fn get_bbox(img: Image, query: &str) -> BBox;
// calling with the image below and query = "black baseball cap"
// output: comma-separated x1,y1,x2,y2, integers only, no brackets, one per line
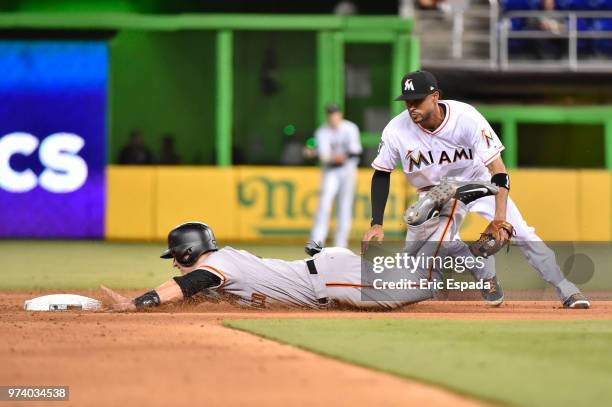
325,103,341,114
394,70,440,101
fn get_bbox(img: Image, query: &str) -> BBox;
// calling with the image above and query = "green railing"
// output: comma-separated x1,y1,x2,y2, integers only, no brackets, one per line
5,13,609,169
477,105,612,169
360,105,612,170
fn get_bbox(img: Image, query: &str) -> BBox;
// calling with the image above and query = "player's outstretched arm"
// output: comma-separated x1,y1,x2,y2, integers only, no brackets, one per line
361,224,384,254
103,269,221,312
362,170,390,253
102,280,184,312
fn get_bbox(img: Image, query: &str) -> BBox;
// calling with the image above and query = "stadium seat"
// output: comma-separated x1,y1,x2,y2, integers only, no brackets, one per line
593,18,612,54
502,0,612,11
556,0,612,9
510,17,527,30
508,18,529,53
555,0,589,9
577,18,594,53
501,0,542,11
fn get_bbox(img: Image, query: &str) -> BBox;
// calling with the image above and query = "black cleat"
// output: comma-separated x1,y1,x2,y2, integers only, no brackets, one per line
455,182,498,205
304,240,323,257
563,293,591,309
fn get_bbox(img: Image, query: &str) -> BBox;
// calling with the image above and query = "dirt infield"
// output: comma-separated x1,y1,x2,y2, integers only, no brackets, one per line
2,291,611,407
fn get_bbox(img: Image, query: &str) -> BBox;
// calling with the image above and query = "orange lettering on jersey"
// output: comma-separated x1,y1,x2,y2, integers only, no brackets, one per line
407,150,431,172
251,292,267,307
481,128,494,148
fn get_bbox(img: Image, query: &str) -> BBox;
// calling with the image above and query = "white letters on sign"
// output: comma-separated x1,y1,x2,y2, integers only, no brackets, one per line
0,132,88,193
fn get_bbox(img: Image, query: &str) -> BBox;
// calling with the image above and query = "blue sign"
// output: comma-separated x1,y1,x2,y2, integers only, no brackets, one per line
0,41,107,238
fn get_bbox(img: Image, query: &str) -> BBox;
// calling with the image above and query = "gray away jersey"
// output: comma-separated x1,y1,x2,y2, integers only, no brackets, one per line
190,247,320,308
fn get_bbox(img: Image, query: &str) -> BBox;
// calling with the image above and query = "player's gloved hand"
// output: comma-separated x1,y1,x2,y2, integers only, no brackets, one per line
361,224,384,254
332,153,346,165
302,147,317,159
469,220,514,258
101,285,136,312
489,219,513,243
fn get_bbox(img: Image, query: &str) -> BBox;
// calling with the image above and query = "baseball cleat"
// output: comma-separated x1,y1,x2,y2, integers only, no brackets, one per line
481,276,504,306
304,240,323,257
404,183,456,225
563,293,591,309
454,182,499,205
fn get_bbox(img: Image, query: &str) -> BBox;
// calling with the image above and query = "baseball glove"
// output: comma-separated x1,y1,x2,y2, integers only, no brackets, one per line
469,220,515,258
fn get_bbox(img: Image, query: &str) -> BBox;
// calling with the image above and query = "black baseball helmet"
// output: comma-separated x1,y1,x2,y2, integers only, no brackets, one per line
160,222,218,266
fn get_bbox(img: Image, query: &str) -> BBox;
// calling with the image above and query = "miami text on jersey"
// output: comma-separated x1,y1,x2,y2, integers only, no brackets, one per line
405,148,474,172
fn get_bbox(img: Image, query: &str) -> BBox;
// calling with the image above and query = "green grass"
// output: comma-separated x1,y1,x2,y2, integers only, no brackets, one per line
1,240,611,291
4,241,611,405
225,319,612,407
0,240,307,290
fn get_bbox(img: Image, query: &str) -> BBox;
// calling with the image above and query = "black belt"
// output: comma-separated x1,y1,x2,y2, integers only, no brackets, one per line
306,259,329,306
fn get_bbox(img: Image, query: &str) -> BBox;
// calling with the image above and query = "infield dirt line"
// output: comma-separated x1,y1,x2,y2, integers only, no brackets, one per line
1,311,492,407
3,293,611,406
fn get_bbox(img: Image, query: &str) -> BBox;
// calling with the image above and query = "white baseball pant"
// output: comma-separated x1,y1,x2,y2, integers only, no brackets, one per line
310,160,358,247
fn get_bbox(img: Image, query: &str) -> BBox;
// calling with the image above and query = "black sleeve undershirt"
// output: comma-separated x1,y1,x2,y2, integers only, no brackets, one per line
173,269,222,298
371,170,390,226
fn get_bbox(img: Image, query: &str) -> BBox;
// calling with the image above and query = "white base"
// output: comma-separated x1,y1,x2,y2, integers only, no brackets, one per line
24,294,102,311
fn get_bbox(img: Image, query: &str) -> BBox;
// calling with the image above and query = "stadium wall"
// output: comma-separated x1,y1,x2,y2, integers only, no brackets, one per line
109,30,217,165
105,166,611,242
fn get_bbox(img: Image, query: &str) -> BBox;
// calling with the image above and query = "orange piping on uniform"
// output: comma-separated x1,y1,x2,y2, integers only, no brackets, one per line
428,198,458,281
200,265,227,286
371,162,393,172
483,146,506,166
325,282,371,288
417,101,451,136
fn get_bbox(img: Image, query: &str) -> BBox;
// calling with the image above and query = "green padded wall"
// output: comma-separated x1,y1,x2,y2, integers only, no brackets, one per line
232,31,317,164
109,30,216,164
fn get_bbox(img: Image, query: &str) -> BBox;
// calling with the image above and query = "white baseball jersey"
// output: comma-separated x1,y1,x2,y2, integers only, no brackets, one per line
371,100,504,190
376,100,582,302
315,119,362,164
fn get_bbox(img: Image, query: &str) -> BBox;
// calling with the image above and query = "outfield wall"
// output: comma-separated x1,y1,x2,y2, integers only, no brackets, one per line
106,166,611,242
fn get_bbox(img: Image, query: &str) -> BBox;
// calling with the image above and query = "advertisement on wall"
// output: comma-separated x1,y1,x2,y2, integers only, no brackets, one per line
0,41,107,238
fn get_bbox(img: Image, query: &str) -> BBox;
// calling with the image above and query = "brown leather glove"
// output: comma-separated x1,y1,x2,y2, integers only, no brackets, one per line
469,220,514,258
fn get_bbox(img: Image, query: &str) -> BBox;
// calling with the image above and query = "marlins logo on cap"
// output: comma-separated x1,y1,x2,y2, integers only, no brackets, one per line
395,70,440,101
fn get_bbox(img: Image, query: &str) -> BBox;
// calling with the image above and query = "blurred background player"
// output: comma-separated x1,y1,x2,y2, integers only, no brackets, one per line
308,104,362,249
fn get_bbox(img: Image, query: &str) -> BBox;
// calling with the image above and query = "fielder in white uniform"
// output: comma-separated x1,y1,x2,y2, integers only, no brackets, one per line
309,104,362,248
362,70,590,309
102,222,443,311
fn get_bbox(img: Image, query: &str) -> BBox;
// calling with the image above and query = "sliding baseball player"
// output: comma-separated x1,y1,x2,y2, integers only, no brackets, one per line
102,197,496,312
103,222,426,310
362,70,590,309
